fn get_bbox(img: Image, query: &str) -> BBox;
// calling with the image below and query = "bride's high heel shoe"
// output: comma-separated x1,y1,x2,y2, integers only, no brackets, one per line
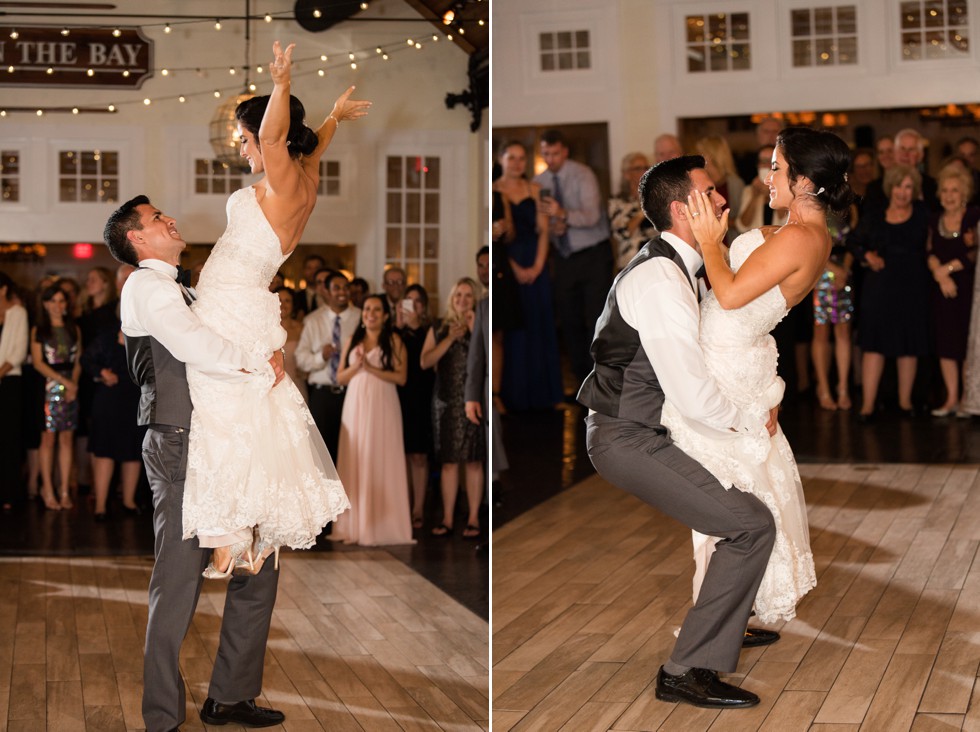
203,539,255,579
235,537,280,575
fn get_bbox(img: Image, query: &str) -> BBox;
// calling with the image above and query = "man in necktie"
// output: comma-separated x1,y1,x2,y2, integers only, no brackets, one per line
534,128,613,391
296,271,361,460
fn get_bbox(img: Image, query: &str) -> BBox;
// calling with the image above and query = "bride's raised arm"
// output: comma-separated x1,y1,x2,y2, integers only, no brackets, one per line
259,41,302,198
686,189,805,310
303,86,372,174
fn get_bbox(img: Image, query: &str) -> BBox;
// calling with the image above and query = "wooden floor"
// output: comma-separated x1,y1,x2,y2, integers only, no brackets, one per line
492,464,980,731
0,551,489,731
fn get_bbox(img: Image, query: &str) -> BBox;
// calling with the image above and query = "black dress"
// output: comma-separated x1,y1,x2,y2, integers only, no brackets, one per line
397,324,435,455
81,328,145,462
431,321,485,463
929,207,980,360
849,201,932,357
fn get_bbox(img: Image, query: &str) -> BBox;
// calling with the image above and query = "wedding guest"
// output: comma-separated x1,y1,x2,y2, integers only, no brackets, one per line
0,272,28,510
533,128,612,386
382,266,408,330
812,214,855,410
653,133,683,164
421,277,485,539
398,283,435,529
927,165,979,415
348,277,369,309
298,253,326,314
850,165,931,419
496,140,563,410
31,284,82,510
333,294,412,546
275,286,307,402
609,152,656,269
296,271,360,458
59,277,83,318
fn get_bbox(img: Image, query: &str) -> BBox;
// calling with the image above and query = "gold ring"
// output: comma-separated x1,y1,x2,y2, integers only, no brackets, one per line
692,212,701,217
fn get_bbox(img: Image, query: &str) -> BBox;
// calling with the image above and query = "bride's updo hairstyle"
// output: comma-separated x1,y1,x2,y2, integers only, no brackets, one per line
778,127,854,215
235,94,319,159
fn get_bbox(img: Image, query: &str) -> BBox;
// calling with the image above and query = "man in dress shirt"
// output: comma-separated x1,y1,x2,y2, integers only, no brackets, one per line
296,271,361,460
653,133,684,164
895,128,938,209
104,195,286,732
578,156,778,710
534,128,613,388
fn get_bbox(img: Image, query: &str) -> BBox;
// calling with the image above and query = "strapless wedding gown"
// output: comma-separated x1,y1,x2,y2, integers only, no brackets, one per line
661,228,816,623
183,186,350,550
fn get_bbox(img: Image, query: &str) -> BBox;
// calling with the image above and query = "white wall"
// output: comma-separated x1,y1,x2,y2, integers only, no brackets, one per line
0,0,486,296
493,0,980,191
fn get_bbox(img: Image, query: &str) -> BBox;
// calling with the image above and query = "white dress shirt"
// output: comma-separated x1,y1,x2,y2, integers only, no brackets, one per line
296,305,362,385
120,259,268,380
0,303,28,378
617,232,755,433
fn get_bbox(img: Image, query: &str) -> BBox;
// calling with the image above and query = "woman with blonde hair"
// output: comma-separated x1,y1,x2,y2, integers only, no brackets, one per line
927,164,979,415
609,151,656,269
696,135,745,238
421,277,486,539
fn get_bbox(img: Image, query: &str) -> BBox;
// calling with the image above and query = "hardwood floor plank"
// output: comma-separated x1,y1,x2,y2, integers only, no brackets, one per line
858,653,934,731
509,661,619,731
558,700,630,731
919,631,980,714
785,614,867,691
757,689,825,731
46,680,85,732
910,713,965,731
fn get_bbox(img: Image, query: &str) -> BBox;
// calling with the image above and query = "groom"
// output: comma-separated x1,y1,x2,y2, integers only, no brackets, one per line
105,195,286,731
579,156,777,709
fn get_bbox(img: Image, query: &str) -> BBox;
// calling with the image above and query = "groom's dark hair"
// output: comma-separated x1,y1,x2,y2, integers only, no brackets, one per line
639,155,705,232
104,194,150,266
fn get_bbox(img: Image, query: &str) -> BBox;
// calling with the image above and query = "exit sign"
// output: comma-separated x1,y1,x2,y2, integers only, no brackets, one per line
0,26,153,89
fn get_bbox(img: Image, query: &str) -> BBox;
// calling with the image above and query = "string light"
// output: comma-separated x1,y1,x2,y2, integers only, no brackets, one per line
164,23,172,33
46,68,54,75
313,9,322,18
36,110,42,116
6,66,13,73
61,28,70,36
17,36,447,114
360,2,368,8
112,28,121,37
9,30,18,39
442,10,455,24
72,107,78,114
0,111,6,117
214,19,222,30
264,14,272,22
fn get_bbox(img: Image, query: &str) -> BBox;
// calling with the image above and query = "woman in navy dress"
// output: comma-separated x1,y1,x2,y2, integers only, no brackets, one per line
493,140,563,410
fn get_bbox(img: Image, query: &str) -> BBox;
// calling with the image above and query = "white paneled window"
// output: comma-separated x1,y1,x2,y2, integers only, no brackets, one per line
194,159,243,195
900,0,969,60
1,150,19,202
791,6,858,66
58,150,119,203
539,30,591,72
385,155,440,298
318,159,341,196
686,12,751,72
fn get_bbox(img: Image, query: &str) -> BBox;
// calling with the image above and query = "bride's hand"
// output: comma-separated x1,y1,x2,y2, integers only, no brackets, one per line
330,86,372,123
686,190,729,248
269,41,295,87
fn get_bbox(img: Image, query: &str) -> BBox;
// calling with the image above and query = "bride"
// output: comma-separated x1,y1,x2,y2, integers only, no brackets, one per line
662,127,853,622
183,41,370,577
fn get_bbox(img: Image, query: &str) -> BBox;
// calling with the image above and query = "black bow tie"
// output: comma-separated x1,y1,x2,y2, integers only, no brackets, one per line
695,264,706,279
175,265,192,287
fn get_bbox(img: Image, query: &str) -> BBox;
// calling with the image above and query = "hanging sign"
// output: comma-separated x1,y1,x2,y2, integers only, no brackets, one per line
0,26,153,89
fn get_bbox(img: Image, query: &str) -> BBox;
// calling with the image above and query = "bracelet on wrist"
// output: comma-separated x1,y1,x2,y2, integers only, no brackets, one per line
329,114,340,126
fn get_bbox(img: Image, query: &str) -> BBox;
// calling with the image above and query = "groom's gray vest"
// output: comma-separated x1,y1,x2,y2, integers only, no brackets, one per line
124,285,193,429
577,236,694,430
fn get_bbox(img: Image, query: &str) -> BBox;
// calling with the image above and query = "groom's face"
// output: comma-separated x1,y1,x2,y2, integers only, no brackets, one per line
689,168,726,216
128,204,186,263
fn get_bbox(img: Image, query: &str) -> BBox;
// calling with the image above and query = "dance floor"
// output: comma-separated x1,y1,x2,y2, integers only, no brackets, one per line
0,551,488,731
492,463,980,731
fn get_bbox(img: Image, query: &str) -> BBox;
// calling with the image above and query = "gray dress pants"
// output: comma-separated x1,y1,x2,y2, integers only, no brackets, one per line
141,427,279,732
586,413,775,672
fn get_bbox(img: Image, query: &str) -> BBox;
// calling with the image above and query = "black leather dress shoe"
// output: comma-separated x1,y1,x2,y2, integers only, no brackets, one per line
743,627,780,647
199,698,285,727
655,666,760,709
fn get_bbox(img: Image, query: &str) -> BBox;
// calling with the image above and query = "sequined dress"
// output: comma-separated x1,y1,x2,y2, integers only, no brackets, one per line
40,326,79,432
661,229,817,623
813,216,854,326
183,186,350,550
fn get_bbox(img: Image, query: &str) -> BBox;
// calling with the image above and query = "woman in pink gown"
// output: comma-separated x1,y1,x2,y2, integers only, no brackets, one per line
331,295,414,546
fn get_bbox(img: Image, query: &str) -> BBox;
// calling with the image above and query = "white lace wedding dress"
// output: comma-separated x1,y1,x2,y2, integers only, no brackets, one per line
183,186,350,550
661,228,816,623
